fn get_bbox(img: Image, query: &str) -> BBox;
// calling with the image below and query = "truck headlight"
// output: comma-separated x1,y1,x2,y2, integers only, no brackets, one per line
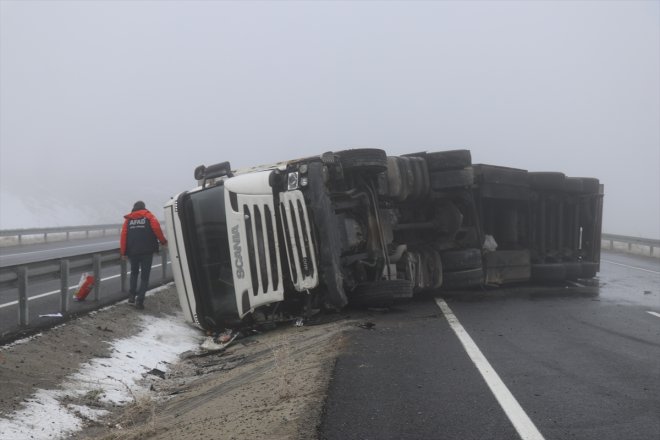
287,172,299,190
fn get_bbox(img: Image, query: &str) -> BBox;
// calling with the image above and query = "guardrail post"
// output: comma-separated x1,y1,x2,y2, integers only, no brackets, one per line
93,254,101,301
60,259,70,314
17,266,29,327
161,247,168,282
44,232,48,243
120,257,127,292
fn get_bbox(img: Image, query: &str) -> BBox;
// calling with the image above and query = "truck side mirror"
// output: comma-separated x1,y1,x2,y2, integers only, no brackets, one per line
194,162,234,183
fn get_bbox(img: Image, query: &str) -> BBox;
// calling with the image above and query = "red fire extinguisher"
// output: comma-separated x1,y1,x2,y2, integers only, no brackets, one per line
73,273,95,301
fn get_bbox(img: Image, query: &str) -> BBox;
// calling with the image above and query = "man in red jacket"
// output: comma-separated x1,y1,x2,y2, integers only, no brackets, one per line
120,201,168,309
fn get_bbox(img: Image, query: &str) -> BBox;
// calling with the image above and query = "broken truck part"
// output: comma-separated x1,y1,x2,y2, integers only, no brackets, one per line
164,149,603,332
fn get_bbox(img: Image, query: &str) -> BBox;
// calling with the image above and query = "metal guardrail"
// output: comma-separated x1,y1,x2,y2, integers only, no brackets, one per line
601,233,660,256
0,246,169,328
0,224,122,245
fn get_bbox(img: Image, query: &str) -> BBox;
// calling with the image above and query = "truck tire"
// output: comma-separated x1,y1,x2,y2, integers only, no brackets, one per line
441,248,482,272
429,168,474,190
336,148,388,173
351,279,413,307
425,150,472,171
410,156,430,198
441,268,484,290
529,172,566,191
384,156,407,201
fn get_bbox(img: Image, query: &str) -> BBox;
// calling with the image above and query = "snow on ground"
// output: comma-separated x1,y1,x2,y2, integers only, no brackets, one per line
0,303,202,440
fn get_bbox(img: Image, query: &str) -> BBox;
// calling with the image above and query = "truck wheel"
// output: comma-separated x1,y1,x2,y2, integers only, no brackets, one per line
409,157,430,198
425,150,472,171
424,249,443,289
441,267,484,290
336,148,388,173
531,263,566,281
384,156,407,201
453,227,480,249
441,248,482,272
350,279,413,307
529,172,566,191
429,168,474,190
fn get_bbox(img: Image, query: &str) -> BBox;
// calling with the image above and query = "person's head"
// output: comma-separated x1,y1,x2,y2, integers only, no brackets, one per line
132,201,146,212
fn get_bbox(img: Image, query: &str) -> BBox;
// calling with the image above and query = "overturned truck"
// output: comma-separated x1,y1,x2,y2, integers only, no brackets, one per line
164,149,603,331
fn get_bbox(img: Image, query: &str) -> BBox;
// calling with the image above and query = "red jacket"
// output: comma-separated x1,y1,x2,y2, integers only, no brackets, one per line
120,209,167,256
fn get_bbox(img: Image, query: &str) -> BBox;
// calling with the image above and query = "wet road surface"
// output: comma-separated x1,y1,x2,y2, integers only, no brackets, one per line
320,251,660,440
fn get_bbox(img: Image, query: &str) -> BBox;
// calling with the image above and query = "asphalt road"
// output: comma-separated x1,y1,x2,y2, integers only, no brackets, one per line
0,238,171,342
0,236,119,267
320,251,660,440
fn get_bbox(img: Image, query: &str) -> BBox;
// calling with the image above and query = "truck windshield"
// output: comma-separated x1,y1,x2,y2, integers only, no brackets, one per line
179,184,239,328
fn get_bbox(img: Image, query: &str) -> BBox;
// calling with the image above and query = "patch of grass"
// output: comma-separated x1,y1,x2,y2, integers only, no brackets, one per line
84,388,104,402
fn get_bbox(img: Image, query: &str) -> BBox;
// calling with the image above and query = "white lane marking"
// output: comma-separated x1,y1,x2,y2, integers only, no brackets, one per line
647,311,660,319
0,263,169,309
601,259,660,275
435,298,545,440
0,241,118,257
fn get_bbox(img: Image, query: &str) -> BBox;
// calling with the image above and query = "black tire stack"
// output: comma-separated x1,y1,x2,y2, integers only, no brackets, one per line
424,150,474,191
336,148,388,174
397,249,443,293
378,156,430,201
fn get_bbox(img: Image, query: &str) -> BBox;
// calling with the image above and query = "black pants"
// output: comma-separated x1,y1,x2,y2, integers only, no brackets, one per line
129,253,153,305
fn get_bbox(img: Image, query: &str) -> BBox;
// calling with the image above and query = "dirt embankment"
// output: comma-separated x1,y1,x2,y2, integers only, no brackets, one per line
0,286,356,440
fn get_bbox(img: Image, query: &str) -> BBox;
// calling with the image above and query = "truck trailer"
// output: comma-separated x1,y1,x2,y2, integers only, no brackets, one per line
164,149,603,331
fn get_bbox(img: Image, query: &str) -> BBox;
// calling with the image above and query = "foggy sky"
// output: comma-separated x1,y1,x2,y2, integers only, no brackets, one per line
1,0,658,238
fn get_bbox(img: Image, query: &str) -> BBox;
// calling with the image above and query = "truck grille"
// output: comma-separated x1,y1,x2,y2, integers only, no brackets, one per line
279,191,319,290
242,202,282,295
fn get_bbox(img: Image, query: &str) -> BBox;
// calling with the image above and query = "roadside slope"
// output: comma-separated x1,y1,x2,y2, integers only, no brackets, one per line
0,284,354,440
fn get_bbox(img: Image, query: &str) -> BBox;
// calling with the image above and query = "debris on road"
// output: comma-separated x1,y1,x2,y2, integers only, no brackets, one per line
147,368,166,379
200,330,238,352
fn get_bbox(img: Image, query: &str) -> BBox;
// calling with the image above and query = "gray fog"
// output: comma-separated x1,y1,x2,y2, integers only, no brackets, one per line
1,1,658,238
